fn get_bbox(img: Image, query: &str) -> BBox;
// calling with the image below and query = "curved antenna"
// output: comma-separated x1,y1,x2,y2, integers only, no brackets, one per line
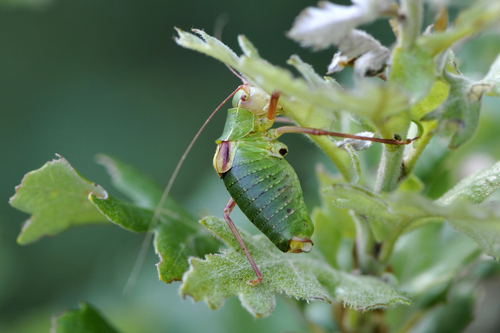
124,84,244,295
224,63,247,84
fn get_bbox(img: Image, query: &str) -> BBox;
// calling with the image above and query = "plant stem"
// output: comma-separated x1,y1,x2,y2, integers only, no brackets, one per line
375,144,406,193
399,0,423,50
352,213,378,274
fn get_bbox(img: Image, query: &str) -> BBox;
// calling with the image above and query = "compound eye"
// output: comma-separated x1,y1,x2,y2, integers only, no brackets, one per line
232,89,250,107
279,148,288,156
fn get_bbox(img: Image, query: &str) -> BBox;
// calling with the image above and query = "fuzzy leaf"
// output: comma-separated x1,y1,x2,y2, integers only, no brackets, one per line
51,302,119,333
92,155,221,282
90,194,219,283
175,28,411,182
436,160,500,206
389,44,435,104
287,0,394,50
425,71,482,149
323,184,400,242
323,184,500,261
326,29,390,77
410,79,450,121
180,216,412,318
9,155,108,244
175,28,409,121
287,54,340,89
392,194,500,261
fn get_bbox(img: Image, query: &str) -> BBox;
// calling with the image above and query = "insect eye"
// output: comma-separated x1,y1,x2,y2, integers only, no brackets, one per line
240,93,249,101
279,148,288,156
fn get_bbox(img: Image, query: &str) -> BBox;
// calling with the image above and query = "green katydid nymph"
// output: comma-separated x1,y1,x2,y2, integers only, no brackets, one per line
130,69,418,290
213,81,417,285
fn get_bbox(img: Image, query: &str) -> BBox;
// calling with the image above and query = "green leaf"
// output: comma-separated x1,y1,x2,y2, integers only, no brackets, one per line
425,71,482,149
96,154,190,217
389,45,435,104
436,160,500,205
90,194,219,283
286,54,340,89
180,216,412,318
51,302,119,333
96,154,163,208
392,194,500,261
9,155,108,244
323,184,401,242
89,195,154,232
322,183,500,262
174,28,412,158
410,79,450,121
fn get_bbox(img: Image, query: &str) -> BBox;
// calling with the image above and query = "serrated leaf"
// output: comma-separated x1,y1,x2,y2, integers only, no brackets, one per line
175,28,410,126
180,216,412,318
89,195,155,232
436,160,500,205
9,155,108,244
89,194,219,283
287,54,340,89
51,302,119,333
175,27,412,182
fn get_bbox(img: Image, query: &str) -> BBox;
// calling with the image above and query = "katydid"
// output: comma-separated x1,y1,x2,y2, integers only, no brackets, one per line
213,83,417,285
128,72,417,290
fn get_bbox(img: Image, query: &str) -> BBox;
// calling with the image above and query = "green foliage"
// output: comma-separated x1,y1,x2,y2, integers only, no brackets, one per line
51,302,119,333
7,0,500,331
89,155,220,283
180,216,411,318
9,155,108,244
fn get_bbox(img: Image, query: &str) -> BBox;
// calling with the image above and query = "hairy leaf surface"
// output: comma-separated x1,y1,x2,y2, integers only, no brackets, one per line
180,216,411,318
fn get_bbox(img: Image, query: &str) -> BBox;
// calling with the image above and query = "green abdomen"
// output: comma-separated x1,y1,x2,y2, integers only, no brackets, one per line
221,143,314,252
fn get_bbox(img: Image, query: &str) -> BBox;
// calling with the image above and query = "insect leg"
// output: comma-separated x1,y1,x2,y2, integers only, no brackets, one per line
223,197,263,286
266,91,280,121
276,126,419,145
267,90,418,145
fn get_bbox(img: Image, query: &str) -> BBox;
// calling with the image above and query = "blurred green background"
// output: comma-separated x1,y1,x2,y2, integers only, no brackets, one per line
1,0,500,332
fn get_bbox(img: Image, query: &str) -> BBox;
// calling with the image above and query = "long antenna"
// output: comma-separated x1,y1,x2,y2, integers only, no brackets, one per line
123,85,244,295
